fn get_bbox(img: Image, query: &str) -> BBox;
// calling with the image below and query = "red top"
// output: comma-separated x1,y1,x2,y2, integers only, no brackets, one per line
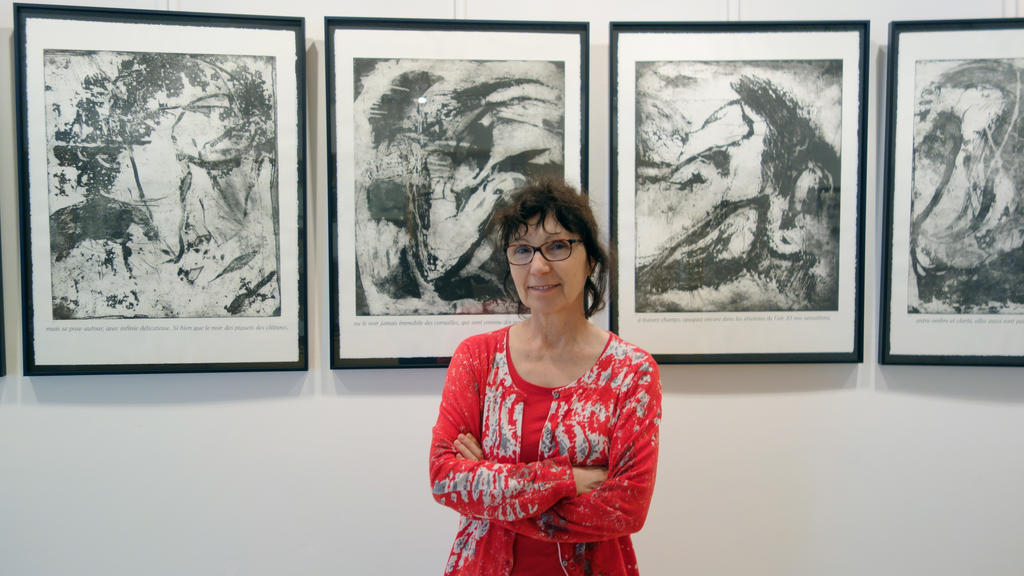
430,326,661,576
508,354,564,576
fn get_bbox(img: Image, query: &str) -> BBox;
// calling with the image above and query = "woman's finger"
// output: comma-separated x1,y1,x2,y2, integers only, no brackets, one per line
453,435,480,461
460,433,485,460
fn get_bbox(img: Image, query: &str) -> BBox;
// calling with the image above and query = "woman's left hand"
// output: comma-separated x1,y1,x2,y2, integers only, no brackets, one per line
453,433,485,461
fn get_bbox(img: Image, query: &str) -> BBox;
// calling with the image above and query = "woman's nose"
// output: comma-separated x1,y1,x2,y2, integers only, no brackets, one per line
529,251,552,273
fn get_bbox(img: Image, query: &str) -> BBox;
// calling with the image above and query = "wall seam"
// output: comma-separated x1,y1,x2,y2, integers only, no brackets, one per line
728,0,741,21
453,0,467,19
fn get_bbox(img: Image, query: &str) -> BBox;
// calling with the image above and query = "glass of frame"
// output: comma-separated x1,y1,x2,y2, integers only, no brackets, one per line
880,19,1024,366
326,17,588,368
14,5,308,375
611,21,867,364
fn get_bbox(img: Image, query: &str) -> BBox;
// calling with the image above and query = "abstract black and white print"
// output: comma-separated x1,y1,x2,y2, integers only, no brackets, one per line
634,60,843,313
909,59,1024,314
353,58,565,316
45,50,280,319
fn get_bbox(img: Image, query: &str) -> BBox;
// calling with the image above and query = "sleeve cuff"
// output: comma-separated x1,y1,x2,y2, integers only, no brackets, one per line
544,454,577,500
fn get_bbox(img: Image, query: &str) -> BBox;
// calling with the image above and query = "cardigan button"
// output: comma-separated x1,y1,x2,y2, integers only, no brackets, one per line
552,391,560,399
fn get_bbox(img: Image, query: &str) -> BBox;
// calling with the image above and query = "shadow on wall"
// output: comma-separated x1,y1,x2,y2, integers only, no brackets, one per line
659,363,860,396
329,368,447,397
24,370,310,405
876,365,1024,404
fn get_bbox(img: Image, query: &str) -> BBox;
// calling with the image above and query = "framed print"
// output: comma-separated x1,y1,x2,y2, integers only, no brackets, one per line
327,17,588,368
881,19,1024,366
14,4,307,375
611,22,867,363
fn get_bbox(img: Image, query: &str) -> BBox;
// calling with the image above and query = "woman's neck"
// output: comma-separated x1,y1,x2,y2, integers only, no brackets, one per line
513,308,609,363
509,312,609,388
520,311,591,349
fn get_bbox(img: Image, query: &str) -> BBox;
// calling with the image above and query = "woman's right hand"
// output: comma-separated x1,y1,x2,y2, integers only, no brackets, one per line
572,466,608,496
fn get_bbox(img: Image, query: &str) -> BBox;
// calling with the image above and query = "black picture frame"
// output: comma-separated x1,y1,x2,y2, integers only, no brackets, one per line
611,21,868,364
880,19,1024,366
14,4,307,375
326,17,589,368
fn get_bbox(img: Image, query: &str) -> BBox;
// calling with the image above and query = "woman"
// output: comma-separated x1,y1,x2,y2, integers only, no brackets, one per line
429,180,662,575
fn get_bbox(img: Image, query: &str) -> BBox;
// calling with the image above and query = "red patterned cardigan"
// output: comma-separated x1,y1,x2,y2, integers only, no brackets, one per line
430,327,662,576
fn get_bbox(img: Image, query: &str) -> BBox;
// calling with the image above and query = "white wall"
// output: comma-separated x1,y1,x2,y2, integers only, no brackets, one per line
2,1,1023,575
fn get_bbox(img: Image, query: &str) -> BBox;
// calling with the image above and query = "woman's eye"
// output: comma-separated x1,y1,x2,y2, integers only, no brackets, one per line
511,245,532,255
548,240,570,251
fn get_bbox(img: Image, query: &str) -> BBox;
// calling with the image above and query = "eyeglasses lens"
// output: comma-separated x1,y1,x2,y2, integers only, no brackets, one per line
507,245,534,265
542,241,572,261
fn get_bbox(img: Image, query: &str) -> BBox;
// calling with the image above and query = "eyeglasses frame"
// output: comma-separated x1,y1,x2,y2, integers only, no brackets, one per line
505,238,584,266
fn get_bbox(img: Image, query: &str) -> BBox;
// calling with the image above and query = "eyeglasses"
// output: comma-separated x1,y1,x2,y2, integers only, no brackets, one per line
506,239,582,265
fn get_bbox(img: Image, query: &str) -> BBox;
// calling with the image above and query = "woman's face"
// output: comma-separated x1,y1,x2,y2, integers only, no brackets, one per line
508,215,591,317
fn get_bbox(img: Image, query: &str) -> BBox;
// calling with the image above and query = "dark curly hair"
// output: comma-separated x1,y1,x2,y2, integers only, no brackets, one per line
488,179,611,318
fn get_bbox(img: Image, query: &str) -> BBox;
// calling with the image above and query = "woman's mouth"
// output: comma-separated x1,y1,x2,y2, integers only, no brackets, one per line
529,283,559,291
